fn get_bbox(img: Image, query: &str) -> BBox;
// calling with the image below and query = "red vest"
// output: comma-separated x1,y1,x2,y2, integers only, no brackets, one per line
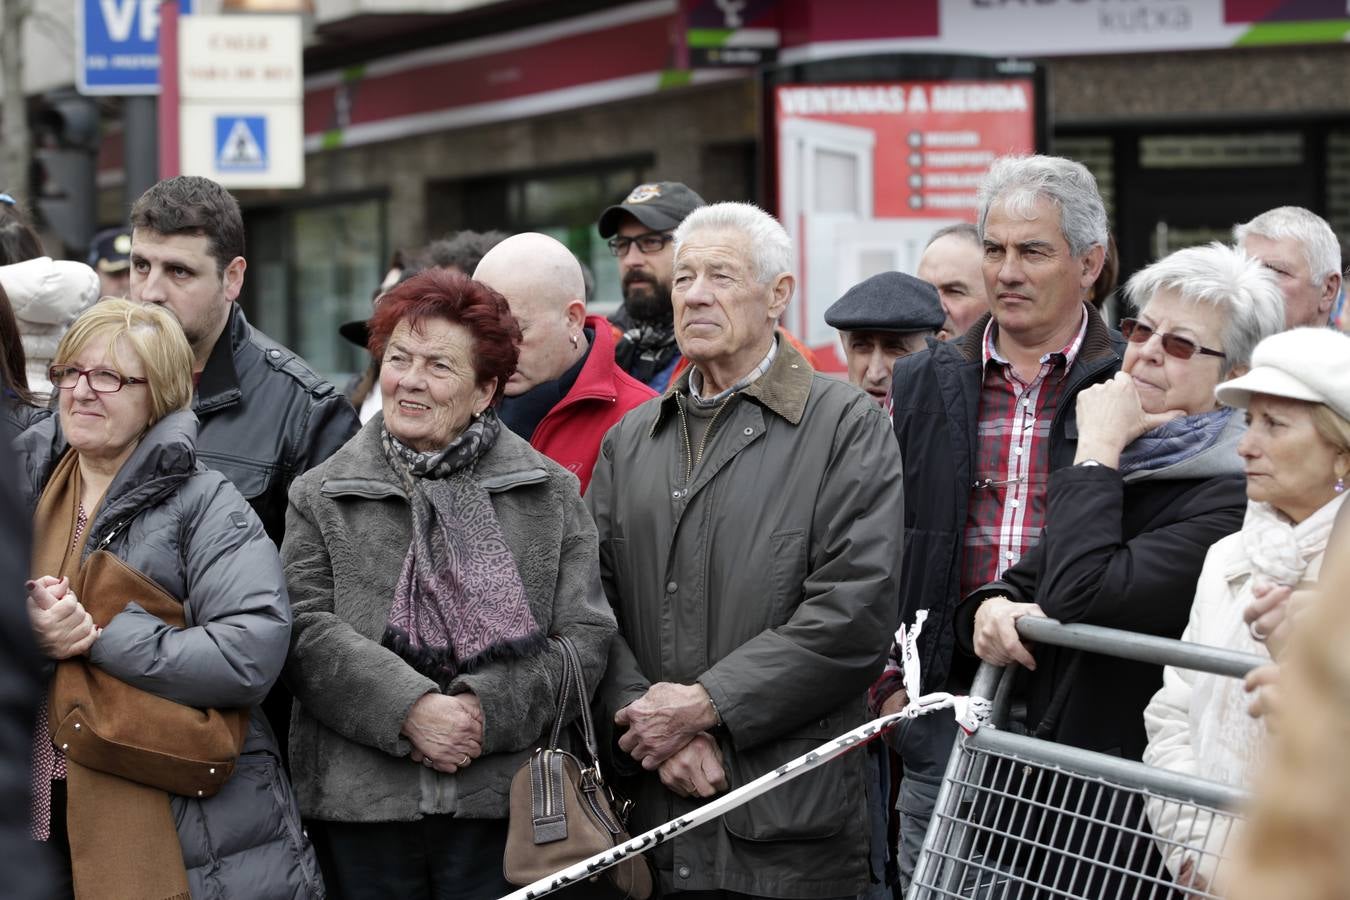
532,315,657,493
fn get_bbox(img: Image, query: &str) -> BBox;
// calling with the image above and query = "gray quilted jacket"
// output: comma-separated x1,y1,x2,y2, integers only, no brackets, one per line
14,410,325,900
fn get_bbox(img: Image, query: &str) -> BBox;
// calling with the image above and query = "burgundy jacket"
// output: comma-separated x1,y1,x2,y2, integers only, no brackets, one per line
534,315,656,493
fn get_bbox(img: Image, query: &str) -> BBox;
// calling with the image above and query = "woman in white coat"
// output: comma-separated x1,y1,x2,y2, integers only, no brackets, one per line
0,257,100,401
1142,326,1350,891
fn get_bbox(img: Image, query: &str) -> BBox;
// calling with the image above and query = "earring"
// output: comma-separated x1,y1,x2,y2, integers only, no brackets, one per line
570,333,579,349
1337,475,1346,495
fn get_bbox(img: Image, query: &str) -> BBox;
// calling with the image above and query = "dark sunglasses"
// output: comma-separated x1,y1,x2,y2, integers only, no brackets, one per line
1119,318,1226,361
607,232,673,257
49,365,149,394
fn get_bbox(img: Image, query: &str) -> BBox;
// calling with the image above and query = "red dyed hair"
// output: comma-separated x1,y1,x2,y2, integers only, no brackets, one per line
368,268,521,403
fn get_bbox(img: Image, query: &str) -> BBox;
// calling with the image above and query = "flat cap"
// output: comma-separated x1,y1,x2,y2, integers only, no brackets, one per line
824,271,945,333
89,227,132,273
597,182,706,238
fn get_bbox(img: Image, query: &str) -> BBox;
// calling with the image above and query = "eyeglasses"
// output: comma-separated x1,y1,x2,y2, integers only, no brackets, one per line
49,365,149,393
1119,318,1226,361
607,232,673,257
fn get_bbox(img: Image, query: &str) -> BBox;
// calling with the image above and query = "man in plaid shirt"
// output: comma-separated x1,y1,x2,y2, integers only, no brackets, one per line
875,155,1124,889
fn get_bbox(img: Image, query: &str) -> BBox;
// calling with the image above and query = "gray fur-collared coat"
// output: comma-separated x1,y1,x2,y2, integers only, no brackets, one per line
281,415,615,823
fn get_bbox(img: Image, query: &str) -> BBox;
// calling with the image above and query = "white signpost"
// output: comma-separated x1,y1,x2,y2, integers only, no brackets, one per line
178,14,304,188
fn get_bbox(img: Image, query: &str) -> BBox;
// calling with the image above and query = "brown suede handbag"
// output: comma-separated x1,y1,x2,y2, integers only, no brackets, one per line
504,635,653,899
48,550,250,798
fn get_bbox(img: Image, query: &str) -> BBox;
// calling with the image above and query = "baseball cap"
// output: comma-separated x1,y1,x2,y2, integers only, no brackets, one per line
597,182,706,239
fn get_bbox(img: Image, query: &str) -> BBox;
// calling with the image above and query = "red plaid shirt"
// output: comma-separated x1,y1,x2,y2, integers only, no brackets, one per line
961,308,1089,597
867,309,1089,713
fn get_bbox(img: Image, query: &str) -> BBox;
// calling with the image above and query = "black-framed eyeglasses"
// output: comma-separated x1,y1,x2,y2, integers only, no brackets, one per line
49,365,149,393
1119,318,1226,361
607,232,673,257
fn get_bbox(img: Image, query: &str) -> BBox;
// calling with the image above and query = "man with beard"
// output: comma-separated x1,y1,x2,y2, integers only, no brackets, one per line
598,181,706,392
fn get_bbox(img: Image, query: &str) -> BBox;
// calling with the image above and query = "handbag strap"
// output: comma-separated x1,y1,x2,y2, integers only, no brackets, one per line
543,635,600,767
546,636,576,750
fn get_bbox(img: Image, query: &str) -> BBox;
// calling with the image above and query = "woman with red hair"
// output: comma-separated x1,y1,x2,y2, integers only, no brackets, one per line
282,269,616,899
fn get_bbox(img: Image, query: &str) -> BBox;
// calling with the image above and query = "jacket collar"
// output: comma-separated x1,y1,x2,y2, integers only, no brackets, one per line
958,302,1118,368
651,335,813,435
194,303,246,413
320,414,550,497
553,314,622,408
88,409,200,546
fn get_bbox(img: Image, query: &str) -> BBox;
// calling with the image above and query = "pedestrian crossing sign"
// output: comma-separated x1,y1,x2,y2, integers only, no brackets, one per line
215,116,268,172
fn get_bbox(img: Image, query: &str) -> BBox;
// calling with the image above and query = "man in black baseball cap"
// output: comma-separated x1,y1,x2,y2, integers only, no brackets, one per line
598,181,705,391
825,271,945,406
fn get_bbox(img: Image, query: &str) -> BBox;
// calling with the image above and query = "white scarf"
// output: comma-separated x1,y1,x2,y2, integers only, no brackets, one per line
1239,493,1347,588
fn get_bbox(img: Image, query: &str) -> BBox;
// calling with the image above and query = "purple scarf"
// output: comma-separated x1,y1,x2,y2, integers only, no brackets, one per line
380,411,544,688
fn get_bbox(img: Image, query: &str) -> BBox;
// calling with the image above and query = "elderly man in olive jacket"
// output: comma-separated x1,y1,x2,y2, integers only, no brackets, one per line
588,202,904,899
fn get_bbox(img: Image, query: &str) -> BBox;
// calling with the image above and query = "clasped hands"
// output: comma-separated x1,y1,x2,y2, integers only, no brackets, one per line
402,692,483,774
27,575,100,660
615,682,727,799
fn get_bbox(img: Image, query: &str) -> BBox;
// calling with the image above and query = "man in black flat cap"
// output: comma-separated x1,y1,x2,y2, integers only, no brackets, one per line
597,181,706,392
87,226,133,299
825,271,945,406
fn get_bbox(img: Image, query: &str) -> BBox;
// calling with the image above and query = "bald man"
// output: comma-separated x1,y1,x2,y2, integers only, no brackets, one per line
475,233,656,492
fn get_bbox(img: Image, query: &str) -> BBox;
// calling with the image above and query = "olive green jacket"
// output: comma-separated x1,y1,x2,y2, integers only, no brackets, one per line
587,338,904,898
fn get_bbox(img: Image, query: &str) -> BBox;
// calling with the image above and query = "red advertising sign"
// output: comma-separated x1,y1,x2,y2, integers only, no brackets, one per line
775,79,1036,371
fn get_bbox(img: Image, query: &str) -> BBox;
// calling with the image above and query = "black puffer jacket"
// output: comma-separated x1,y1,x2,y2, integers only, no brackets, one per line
954,413,1248,759
194,305,359,544
15,411,324,900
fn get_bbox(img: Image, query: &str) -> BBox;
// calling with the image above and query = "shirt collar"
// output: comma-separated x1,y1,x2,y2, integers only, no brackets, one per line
689,337,778,406
981,303,1089,372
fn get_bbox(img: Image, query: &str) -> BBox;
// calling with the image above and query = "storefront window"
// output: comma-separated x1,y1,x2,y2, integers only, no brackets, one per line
241,197,386,387
426,160,651,316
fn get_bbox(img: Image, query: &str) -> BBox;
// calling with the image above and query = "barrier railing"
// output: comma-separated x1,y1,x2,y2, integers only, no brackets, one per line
908,617,1267,900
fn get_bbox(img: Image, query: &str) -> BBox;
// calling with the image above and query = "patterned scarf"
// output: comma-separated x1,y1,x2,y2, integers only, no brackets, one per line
1118,407,1234,476
380,410,544,689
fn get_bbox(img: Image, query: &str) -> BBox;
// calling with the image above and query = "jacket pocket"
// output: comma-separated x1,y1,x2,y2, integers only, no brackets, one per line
767,529,807,623
197,451,272,502
720,717,854,843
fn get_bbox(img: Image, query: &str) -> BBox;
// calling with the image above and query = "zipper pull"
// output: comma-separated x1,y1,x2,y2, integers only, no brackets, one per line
97,520,127,550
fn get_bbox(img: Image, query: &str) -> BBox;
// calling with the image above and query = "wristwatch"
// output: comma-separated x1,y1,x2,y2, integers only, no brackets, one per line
1076,459,1104,467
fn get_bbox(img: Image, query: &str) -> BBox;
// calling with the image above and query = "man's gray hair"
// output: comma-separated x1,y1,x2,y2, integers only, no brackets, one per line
1233,206,1342,285
674,202,792,284
1124,242,1284,376
977,155,1108,257
927,222,981,249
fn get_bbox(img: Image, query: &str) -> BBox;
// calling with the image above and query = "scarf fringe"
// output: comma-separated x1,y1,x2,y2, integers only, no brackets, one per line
382,626,549,688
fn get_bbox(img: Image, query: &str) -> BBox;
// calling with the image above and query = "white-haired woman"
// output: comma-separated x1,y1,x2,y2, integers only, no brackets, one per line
1143,326,1350,891
955,242,1284,894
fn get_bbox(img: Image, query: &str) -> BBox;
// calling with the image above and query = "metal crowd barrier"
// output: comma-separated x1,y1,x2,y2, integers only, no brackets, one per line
908,618,1268,900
